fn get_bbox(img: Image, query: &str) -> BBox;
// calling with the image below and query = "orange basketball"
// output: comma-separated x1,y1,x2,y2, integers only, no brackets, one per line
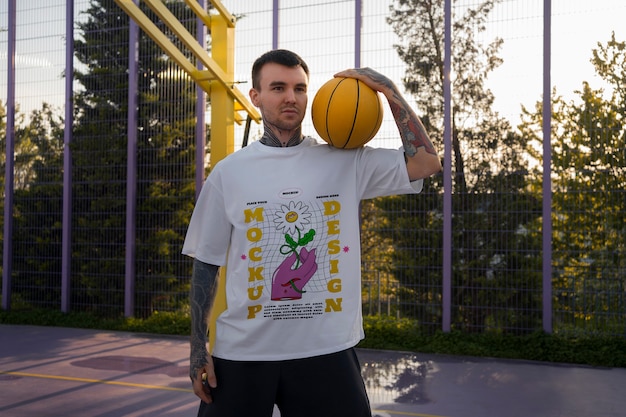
311,77,384,149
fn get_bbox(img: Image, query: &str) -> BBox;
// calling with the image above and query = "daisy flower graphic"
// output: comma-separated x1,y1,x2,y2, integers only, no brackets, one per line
273,201,311,235
274,201,315,269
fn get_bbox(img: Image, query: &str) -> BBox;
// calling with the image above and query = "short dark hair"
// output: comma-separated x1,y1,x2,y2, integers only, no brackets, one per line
251,49,310,90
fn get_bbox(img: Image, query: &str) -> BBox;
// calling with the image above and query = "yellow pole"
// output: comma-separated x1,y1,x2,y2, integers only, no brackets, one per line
209,12,235,167
113,0,249,354
206,9,234,353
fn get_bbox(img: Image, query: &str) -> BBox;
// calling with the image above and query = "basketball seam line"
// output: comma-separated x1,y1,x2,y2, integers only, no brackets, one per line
325,80,341,147
344,80,360,149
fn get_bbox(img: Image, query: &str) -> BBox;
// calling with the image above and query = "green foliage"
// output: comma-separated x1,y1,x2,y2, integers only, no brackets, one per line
2,1,202,316
69,0,198,315
381,0,544,334
3,2,623,348
121,310,191,334
0,308,118,330
0,308,190,336
519,32,626,334
3,310,623,367
359,315,626,367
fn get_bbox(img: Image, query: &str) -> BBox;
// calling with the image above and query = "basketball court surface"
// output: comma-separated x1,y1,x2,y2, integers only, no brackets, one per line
1,324,624,417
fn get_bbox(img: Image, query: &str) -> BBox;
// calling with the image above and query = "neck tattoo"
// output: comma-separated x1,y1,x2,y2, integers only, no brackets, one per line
259,125,303,147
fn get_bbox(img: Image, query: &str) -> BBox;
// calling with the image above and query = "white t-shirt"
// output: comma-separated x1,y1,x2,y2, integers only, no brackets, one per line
182,137,422,361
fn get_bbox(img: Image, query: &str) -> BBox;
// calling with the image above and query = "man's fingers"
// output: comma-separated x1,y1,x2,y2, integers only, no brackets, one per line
333,68,390,94
193,366,217,403
193,376,213,403
204,370,217,388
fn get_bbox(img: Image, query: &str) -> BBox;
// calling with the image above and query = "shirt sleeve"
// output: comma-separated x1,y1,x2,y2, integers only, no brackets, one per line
182,172,232,266
356,146,423,200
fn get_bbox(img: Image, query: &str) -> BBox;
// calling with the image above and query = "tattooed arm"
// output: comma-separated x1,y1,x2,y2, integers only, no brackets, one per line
334,68,442,180
190,259,219,403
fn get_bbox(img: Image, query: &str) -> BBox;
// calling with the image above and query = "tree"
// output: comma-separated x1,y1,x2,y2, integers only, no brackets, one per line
11,104,65,308
520,33,626,334
388,0,515,193
361,0,542,333
70,0,199,316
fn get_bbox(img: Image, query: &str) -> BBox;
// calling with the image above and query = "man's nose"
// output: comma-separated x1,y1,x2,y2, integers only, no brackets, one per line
284,89,296,103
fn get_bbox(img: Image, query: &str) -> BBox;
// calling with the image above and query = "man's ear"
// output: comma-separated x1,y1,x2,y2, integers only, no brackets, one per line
249,88,260,107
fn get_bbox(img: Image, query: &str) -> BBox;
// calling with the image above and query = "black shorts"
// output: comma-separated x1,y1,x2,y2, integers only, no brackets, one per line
197,347,371,417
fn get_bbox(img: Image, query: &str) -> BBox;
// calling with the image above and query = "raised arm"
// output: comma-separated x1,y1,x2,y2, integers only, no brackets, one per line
334,68,442,180
190,259,219,403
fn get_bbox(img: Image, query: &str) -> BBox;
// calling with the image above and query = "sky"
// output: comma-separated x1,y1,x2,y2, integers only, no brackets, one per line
487,0,626,124
1,0,625,147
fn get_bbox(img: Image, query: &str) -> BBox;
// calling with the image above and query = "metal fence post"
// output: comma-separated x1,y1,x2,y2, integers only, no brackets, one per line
354,0,361,69
542,0,553,334
441,0,453,332
61,0,75,313
2,0,16,311
272,0,279,50
124,0,139,317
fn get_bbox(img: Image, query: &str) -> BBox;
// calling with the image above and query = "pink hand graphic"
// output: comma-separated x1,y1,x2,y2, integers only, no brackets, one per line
271,248,318,301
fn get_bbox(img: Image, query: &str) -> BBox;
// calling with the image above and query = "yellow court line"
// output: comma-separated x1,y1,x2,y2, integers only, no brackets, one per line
1,370,447,417
372,411,447,417
0,370,192,393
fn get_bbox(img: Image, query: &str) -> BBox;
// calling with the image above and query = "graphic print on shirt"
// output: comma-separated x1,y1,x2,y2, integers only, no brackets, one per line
271,200,318,300
243,194,347,320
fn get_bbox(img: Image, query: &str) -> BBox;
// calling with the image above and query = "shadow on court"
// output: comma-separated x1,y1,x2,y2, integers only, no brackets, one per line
1,324,624,417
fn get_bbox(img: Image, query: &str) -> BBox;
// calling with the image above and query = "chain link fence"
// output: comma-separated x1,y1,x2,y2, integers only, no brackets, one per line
1,0,624,337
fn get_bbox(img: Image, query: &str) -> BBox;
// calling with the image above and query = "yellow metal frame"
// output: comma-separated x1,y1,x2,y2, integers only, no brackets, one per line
114,0,255,351
114,0,261,165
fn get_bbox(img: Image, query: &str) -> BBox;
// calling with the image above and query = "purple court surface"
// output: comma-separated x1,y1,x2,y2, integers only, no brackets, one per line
1,324,624,417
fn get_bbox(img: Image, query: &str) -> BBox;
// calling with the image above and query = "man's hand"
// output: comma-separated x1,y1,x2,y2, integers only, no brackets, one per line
271,247,318,300
335,67,442,179
334,67,396,98
191,356,217,404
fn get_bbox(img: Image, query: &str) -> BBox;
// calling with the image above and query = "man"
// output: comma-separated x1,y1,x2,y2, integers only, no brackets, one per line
182,49,441,417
